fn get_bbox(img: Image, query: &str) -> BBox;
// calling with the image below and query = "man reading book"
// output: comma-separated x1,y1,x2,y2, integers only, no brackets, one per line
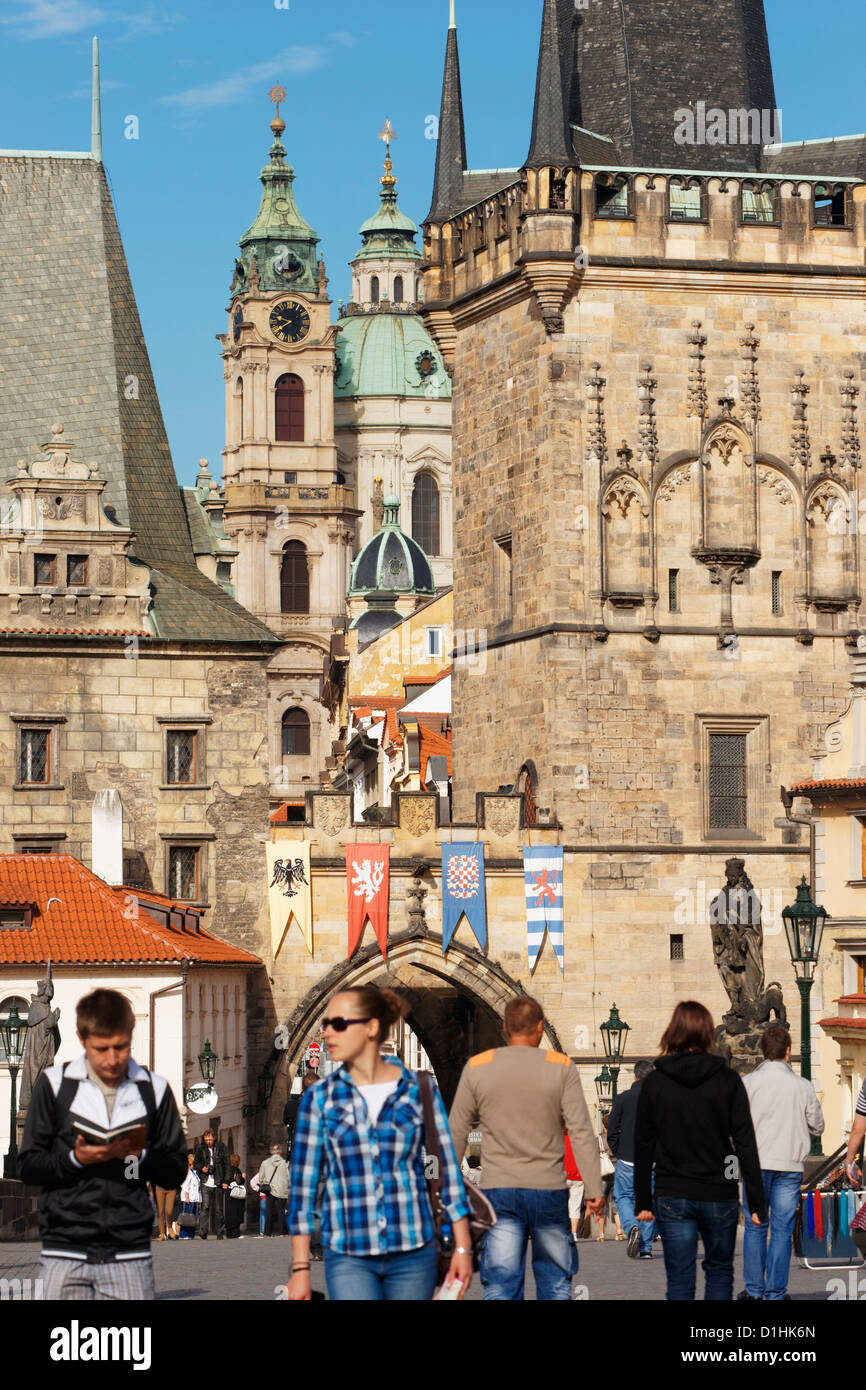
20,987,186,1299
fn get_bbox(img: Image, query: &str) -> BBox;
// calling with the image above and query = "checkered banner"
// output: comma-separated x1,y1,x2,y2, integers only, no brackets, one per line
523,846,564,972
441,842,487,952
346,844,390,960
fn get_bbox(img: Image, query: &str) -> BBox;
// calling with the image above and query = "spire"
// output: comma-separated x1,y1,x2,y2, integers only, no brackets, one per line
526,0,574,168
426,7,467,223
352,124,421,266
90,36,102,162
234,87,319,297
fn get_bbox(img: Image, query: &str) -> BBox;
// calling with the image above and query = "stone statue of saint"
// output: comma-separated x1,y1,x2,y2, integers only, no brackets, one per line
709,858,765,1021
19,975,61,1111
371,476,385,532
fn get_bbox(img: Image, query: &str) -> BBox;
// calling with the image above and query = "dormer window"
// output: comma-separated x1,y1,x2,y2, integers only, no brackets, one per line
594,174,630,219
67,555,88,586
0,910,33,931
668,178,704,222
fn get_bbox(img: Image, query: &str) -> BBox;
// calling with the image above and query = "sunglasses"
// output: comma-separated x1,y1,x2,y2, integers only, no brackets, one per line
322,1016,372,1033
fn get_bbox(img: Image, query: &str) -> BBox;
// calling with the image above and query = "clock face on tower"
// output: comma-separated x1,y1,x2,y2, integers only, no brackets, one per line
269,300,311,344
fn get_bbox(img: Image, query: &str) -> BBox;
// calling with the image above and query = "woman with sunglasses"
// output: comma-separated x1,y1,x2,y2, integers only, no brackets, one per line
286,984,473,1301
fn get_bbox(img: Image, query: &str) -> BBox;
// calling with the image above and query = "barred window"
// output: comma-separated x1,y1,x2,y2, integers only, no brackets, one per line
168,845,199,900
412,474,440,557
34,554,56,586
708,733,747,829
668,569,679,612
670,934,684,960
19,728,49,784
771,570,782,616
166,730,196,784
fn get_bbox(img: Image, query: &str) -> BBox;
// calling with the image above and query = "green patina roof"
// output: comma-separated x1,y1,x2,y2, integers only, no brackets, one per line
349,494,435,600
334,313,451,399
234,116,319,297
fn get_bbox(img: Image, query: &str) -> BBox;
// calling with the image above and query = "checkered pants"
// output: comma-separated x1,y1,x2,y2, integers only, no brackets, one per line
40,1256,155,1301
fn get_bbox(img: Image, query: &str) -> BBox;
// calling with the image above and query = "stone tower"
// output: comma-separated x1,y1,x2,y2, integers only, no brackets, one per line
220,97,360,804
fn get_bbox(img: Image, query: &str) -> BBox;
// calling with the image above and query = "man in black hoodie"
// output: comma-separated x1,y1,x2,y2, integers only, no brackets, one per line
633,1000,767,1300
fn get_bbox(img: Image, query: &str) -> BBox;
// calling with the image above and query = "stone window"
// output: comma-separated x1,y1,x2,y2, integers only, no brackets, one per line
412,473,440,556
594,174,630,219
66,554,88,586
426,627,442,660
697,714,768,840
812,183,848,227
670,934,684,960
370,275,380,305
741,181,776,224
668,569,679,613
275,374,304,443
283,471,297,484
393,275,404,303
167,844,200,900
33,554,56,586
166,729,197,785
280,540,309,613
282,707,311,757
668,178,704,222
495,534,513,625
234,376,244,440
771,570,782,616
18,728,49,784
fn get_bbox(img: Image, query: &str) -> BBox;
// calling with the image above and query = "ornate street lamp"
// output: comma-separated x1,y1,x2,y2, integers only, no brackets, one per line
594,1063,615,1106
782,876,828,1156
600,1004,630,1099
184,1038,219,1106
1,1002,27,1180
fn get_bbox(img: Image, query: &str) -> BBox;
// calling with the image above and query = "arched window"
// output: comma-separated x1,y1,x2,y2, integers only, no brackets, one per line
370,276,380,305
412,473,440,556
282,707,311,757
280,540,309,613
275,373,304,442
393,275,404,303
234,376,244,439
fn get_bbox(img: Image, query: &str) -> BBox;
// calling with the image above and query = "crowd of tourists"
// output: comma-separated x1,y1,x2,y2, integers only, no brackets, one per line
16,983,864,1301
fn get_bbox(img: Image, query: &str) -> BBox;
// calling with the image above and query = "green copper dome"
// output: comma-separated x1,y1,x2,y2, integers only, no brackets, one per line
232,113,319,297
349,494,435,601
334,314,451,399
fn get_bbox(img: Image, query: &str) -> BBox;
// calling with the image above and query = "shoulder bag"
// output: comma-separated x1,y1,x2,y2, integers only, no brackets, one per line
418,1070,496,1281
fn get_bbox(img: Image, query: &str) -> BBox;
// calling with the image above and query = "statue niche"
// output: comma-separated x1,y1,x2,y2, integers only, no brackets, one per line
601,475,649,607
709,857,786,1073
806,481,852,607
702,425,754,551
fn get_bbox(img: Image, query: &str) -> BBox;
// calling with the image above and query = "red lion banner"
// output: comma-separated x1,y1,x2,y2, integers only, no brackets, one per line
346,845,390,959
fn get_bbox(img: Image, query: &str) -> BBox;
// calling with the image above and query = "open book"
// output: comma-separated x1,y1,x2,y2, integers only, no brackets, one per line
72,1117,147,1149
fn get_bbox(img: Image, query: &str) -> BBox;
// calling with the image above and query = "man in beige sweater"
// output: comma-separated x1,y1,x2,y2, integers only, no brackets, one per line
449,996,604,1300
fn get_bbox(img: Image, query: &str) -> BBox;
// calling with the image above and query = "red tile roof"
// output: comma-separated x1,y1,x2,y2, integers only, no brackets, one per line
818,1016,866,1031
419,724,453,775
348,696,405,709
0,629,150,637
269,802,306,824
404,669,451,687
0,855,262,966
790,778,866,792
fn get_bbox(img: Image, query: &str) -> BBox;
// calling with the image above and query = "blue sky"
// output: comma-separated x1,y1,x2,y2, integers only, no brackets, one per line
1,0,863,486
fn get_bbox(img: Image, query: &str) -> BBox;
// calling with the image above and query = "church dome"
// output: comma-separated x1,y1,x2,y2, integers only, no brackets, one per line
334,313,450,399
349,494,435,599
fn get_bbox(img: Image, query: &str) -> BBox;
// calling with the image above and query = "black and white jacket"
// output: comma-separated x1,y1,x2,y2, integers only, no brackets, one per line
19,1054,187,1262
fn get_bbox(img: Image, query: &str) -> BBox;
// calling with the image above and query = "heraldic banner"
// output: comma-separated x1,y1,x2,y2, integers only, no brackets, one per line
265,841,312,958
346,844,390,959
523,845,564,972
441,842,487,952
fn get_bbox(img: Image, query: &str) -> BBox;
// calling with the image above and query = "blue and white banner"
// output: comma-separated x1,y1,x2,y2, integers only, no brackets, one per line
523,846,564,972
441,842,487,952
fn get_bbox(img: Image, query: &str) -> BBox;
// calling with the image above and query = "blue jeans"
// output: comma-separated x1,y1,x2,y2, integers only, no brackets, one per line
654,1196,739,1300
481,1188,573,1301
742,1170,801,1300
614,1160,656,1253
324,1242,438,1301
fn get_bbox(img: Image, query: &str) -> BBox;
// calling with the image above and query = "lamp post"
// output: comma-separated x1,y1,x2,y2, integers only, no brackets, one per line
782,876,828,1157
600,1004,630,1100
184,1038,219,1105
1,1002,27,1180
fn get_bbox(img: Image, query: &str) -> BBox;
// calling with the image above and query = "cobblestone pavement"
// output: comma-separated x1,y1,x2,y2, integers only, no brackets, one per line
0,1233,847,1300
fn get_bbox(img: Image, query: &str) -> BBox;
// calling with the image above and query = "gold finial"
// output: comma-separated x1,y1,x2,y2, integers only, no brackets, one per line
378,119,397,188
269,84,287,138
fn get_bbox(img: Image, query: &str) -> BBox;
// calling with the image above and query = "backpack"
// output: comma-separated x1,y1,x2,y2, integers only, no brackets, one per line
54,1061,157,1138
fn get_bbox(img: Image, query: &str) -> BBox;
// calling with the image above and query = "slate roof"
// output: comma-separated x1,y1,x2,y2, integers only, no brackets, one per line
761,136,866,180
0,854,262,965
0,155,277,647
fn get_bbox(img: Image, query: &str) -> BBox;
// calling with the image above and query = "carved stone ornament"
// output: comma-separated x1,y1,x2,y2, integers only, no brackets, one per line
602,477,647,520
97,558,113,585
30,422,94,481
807,481,848,526
399,797,436,838
656,464,693,502
312,796,350,836
484,796,520,838
757,467,793,505
39,494,86,521
704,426,747,469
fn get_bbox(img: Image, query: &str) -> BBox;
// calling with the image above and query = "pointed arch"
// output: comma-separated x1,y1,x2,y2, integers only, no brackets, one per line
601,472,650,602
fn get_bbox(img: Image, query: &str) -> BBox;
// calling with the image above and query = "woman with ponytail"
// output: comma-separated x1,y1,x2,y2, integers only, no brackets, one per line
286,985,472,1301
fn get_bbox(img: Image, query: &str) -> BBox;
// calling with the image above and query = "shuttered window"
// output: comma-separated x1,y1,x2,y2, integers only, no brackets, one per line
275,374,304,442
280,541,309,613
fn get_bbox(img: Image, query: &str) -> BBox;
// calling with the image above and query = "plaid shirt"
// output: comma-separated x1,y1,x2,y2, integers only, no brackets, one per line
288,1057,470,1256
